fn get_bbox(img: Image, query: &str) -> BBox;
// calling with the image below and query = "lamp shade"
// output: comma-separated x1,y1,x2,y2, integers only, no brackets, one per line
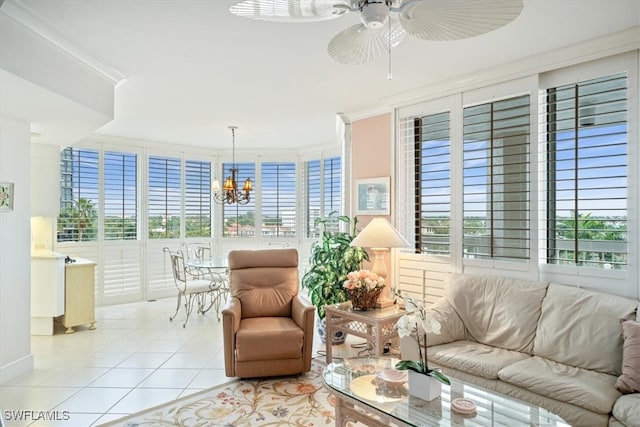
350,217,409,249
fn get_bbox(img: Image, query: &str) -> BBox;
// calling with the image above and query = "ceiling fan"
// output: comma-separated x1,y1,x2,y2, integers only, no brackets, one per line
229,0,524,65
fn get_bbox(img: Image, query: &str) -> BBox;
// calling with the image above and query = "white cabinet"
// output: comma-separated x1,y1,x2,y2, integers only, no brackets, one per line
31,251,65,335
61,258,97,334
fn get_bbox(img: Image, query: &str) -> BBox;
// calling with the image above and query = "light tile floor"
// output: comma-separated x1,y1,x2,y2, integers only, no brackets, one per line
0,297,378,426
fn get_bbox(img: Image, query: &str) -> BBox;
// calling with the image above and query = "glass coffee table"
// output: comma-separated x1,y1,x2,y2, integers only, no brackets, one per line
322,357,569,427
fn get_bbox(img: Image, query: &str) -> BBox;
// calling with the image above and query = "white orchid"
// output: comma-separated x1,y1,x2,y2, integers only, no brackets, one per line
394,293,450,385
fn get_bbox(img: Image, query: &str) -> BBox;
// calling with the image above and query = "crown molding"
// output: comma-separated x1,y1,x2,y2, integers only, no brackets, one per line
381,26,640,110
2,0,127,85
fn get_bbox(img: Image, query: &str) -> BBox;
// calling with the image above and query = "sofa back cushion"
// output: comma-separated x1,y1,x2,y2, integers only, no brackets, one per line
533,283,638,376
445,274,548,353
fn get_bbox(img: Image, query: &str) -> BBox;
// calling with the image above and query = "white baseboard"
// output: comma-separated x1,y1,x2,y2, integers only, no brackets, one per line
0,353,34,386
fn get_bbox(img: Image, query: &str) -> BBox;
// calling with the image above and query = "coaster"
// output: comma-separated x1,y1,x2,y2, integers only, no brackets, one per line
451,398,477,415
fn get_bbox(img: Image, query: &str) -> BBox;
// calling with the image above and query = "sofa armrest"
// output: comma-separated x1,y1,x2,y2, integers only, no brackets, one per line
400,297,466,360
427,297,466,345
221,297,242,376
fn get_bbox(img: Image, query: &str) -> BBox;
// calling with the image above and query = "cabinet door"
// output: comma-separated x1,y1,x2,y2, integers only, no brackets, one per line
63,260,96,329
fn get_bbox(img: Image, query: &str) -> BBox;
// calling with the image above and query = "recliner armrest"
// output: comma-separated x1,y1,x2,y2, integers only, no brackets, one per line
222,297,242,376
292,294,315,330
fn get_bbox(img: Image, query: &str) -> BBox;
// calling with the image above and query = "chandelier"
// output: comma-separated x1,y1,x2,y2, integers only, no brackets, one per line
212,126,253,205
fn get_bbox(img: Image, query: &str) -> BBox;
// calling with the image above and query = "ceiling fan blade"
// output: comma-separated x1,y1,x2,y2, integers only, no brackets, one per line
230,0,353,22
327,21,406,65
399,0,523,41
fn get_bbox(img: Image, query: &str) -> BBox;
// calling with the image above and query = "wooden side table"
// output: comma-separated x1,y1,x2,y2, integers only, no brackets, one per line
324,304,405,363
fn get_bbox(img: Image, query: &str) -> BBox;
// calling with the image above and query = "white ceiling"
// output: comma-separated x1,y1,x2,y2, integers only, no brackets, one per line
5,0,640,150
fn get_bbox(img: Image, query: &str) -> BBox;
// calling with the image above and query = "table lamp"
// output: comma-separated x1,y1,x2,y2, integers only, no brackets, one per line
350,217,409,308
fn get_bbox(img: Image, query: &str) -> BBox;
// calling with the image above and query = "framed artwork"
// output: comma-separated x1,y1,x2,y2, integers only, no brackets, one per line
355,177,390,215
0,182,14,212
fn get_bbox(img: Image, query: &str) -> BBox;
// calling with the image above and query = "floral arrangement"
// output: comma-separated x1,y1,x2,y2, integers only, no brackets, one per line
343,270,385,310
343,269,385,291
394,293,450,385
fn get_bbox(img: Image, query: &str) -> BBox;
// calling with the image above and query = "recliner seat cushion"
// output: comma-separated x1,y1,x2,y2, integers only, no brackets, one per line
236,317,303,362
445,274,548,353
428,340,530,380
499,356,621,414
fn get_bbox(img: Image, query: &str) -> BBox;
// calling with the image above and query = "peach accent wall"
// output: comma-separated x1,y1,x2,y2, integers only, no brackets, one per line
351,112,392,222
351,112,393,272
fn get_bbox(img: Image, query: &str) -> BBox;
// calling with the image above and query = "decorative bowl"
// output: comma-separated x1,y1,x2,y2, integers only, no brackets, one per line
378,369,408,385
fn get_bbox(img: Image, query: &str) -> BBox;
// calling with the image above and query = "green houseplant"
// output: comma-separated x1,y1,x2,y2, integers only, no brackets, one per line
302,212,368,343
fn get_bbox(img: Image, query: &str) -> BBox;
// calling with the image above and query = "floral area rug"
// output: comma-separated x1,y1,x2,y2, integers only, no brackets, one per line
100,359,340,427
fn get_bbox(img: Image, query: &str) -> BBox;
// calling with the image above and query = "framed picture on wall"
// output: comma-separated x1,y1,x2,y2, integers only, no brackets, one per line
355,177,390,215
0,182,14,212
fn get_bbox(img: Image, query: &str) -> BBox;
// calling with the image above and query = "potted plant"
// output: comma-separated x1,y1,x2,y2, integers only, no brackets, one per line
302,212,368,344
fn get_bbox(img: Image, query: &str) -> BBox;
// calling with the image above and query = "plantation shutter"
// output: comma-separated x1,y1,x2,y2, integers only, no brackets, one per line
543,73,627,269
185,160,212,238
58,148,99,242
463,95,531,261
261,162,296,237
415,112,452,255
104,151,137,240
304,159,321,237
323,156,341,218
148,156,181,239
102,244,143,302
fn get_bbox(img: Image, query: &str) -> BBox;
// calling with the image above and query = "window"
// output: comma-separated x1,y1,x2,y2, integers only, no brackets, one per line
185,160,212,238
323,157,341,216
261,162,296,237
543,73,627,269
222,162,256,237
148,156,181,239
303,156,342,237
58,148,99,242
414,113,451,255
463,95,531,261
104,151,137,240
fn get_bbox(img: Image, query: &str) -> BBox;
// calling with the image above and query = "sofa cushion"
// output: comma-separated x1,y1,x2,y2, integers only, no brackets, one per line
427,340,530,380
236,317,303,361
611,393,640,427
533,283,638,376
615,319,640,394
445,274,548,353
499,356,620,414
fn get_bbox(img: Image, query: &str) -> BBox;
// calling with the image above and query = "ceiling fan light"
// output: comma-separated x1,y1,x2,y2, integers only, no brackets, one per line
360,2,389,29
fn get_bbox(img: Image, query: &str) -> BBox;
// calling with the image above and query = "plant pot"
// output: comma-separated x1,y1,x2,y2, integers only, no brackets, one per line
408,370,441,401
317,316,347,345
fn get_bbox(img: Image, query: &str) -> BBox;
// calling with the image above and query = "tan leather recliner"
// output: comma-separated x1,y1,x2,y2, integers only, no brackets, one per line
222,248,315,378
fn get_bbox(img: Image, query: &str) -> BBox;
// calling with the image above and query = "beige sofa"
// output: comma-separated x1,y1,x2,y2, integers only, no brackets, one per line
400,273,640,427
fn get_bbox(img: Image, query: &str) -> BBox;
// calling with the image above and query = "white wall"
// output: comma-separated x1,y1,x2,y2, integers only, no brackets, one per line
0,115,33,384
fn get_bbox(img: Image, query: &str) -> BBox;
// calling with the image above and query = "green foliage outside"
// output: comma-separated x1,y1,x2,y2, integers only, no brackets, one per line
58,198,98,242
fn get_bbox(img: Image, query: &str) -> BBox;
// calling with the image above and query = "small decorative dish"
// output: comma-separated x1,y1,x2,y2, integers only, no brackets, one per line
378,369,408,385
451,397,477,415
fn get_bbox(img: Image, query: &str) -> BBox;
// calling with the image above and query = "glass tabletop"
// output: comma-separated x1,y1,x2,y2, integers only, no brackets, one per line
186,258,228,269
322,357,570,427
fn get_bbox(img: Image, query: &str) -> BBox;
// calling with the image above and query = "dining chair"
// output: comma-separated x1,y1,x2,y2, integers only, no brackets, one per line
163,247,227,327
181,241,212,278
